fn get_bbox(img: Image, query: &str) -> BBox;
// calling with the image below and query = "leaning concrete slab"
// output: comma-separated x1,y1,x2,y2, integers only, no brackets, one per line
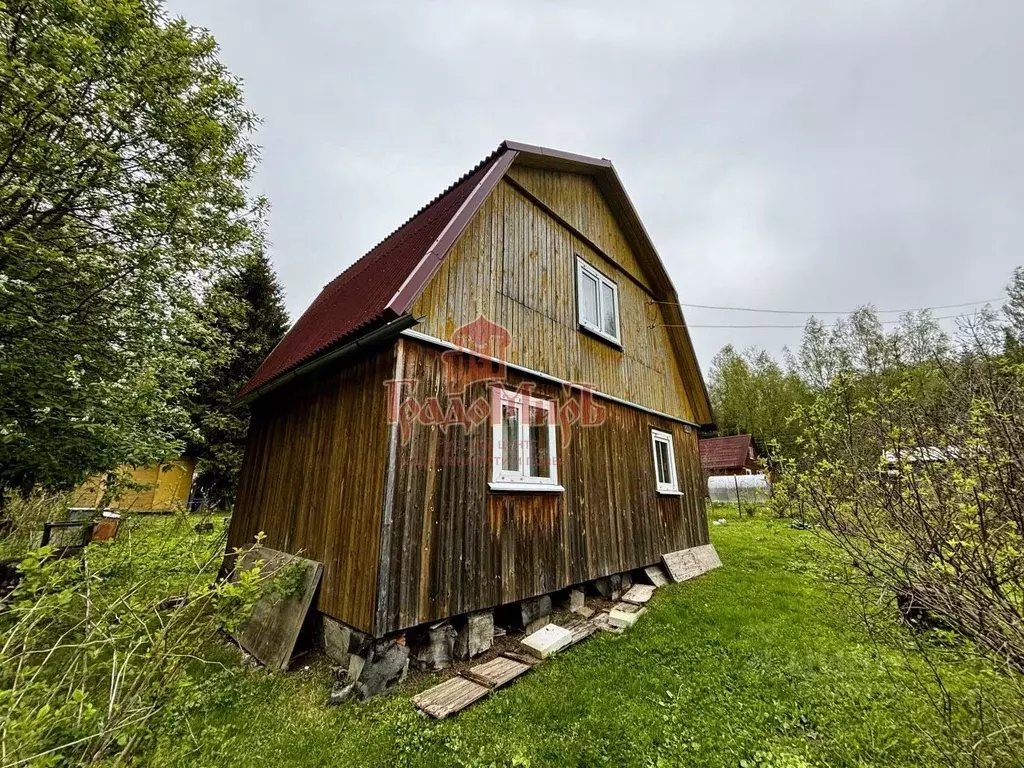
642,564,670,587
661,544,722,583
521,623,573,659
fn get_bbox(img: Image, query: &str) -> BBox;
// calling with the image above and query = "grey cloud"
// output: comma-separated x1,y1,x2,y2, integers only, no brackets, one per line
165,0,1024,366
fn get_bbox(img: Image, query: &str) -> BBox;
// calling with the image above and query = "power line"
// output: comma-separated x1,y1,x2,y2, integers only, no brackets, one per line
682,311,988,330
650,297,1004,316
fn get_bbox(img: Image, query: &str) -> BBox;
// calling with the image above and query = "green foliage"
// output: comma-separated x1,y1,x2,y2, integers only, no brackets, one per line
707,344,810,456
0,0,265,499
0,510,267,764
185,251,288,509
131,517,1019,767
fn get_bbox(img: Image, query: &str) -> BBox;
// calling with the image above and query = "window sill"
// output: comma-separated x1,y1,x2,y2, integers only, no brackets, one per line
657,489,684,496
578,323,623,350
488,482,565,493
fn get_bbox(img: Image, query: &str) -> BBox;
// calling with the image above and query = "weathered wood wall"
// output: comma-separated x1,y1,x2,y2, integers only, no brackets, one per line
378,337,708,634
409,166,698,423
230,348,395,634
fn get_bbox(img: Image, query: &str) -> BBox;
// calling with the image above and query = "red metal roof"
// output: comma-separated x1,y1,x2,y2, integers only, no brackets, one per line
238,145,507,399
699,434,755,471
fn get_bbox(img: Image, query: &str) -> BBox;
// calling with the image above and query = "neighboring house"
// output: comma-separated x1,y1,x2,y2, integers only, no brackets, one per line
72,458,195,512
228,141,715,638
699,434,763,476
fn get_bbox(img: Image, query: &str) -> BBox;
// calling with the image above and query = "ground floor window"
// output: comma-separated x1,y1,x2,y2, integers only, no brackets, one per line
651,429,680,494
491,387,561,491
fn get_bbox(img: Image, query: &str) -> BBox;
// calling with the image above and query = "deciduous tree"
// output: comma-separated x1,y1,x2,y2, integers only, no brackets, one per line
0,0,265,501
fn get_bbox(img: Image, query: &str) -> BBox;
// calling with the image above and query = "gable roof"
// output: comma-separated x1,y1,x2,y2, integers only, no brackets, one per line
699,434,756,471
238,141,714,424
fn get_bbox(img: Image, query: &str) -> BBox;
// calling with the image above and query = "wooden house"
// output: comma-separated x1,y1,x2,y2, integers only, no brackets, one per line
699,434,763,476
229,141,715,639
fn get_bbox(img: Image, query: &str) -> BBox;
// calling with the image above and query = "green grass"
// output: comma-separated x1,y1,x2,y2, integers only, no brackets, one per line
146,515,1009,767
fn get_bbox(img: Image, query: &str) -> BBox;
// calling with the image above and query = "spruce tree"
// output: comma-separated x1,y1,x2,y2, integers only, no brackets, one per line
188,251,289,508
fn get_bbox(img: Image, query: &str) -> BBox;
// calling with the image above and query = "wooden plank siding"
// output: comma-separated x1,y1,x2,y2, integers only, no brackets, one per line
409,173,698,423
377,337,707,635
229,347,396,634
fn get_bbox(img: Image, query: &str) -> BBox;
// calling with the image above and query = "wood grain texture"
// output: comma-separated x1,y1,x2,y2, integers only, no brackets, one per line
408,174,698,422
377,337,708,634
229,546,323,671
229,347,396,634
413,675,490,719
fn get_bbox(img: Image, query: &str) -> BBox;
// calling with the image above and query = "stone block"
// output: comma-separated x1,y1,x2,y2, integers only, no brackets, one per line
621,572,633,590
621,584,655,605
565,588,585,613
592,578,613,597
608,602,646,629
413,622,456,671
346,651,365,683
357,640,409,699
454,610,494,660
520,594,552,627
320,615,352,666
521,623,573,659
577,605,595,619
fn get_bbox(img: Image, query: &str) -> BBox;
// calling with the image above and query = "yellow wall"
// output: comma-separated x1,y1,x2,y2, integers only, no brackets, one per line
71,458,195,512
410,169,697,421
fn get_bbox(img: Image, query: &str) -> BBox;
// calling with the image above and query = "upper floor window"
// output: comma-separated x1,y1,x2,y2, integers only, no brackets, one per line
490,387,562,492
576,256,620,345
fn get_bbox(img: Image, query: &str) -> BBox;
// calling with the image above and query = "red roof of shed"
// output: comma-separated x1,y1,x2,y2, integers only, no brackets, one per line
699,434,755,471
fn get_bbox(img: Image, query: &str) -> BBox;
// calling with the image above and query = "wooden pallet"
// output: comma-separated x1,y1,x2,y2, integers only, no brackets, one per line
413,617,602,719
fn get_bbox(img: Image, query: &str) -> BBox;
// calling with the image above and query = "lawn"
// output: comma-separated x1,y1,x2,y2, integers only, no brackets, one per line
139,513,1008,768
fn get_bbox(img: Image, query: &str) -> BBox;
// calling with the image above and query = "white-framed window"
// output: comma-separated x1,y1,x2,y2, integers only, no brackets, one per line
576,256,620,344
651,429,681,495
490,387,562,492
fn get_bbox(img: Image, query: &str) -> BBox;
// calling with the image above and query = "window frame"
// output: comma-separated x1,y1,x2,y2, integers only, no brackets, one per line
650,429,682,495
490,387,562,492
575,256,621,345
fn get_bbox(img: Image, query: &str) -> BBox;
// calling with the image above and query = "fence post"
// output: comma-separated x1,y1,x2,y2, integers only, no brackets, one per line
734,475,742,519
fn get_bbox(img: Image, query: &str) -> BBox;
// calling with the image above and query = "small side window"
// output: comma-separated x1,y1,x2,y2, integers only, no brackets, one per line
651,429,680,494
576,256,620,344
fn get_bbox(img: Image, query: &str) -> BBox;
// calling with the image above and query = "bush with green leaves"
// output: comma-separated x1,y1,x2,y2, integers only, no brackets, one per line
0,512,267,765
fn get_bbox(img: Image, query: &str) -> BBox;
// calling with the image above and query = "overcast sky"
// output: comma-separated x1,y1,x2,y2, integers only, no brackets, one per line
166,1,1022,369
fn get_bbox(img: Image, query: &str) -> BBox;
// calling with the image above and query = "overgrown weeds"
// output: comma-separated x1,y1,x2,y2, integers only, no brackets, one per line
0,501,269,765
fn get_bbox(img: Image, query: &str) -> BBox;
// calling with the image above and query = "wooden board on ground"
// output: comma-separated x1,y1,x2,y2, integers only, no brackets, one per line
560,617,598,645
414,675,490,719
661,544,722,584
229,546,323,672
468,655,531,688
621,584,655,605
502,650,540,666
